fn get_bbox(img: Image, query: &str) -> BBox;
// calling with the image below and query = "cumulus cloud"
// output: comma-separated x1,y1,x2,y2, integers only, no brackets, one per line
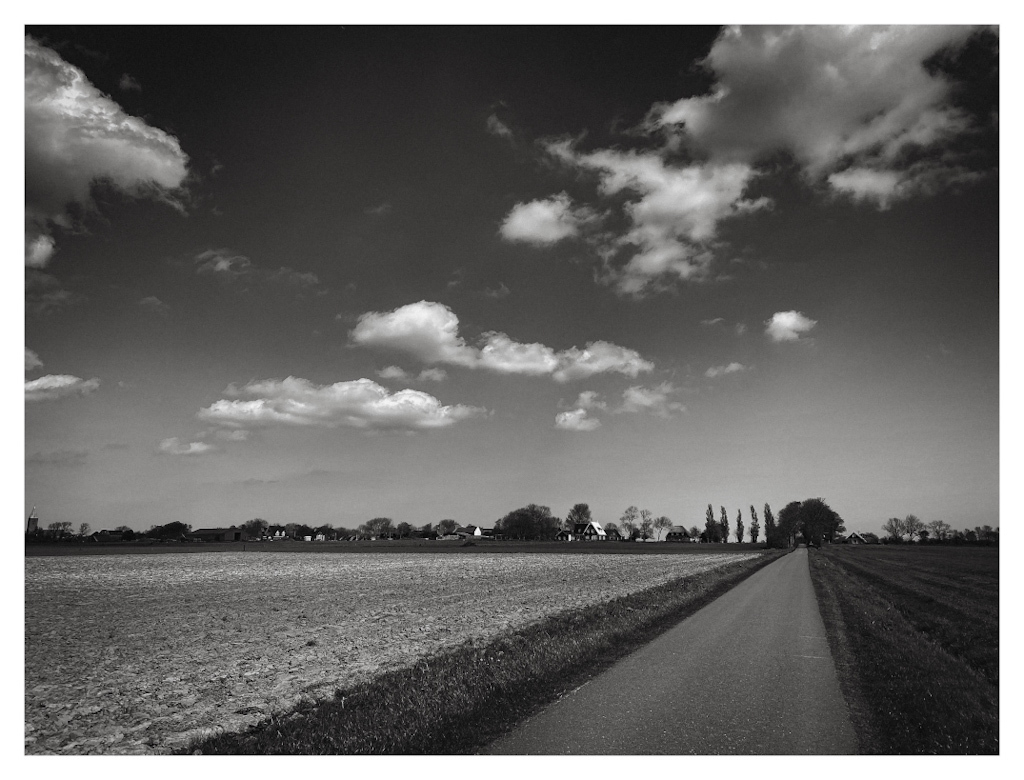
486,113,514,139
158,437,215,456
574,390,607,411
503,26,989,295
139,296,170,316
766,311,817,342
377,365,410,381
25,349,43,372
499,193,591,246
25,374,100,402
617,383,685,417
555,408,602,432
194,248,323,292
195,248,253,276
647,25,985,207
351,301,653,382
417,368,448,382
26,234,56,268
198,376,486,432
542,141,769,296
705,362,748,378
25,36,189,266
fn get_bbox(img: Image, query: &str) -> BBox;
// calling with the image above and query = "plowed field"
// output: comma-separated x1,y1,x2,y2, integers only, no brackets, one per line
26,550,756,754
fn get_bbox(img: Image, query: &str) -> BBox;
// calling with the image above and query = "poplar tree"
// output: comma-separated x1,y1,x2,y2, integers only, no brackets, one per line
749,505,760,543
735,509,744,545
705,504,717,543
764,503,776,545
719,506,729,544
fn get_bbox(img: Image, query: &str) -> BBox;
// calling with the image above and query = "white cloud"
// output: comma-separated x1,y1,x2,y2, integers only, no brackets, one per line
826,168,902,209
618,383,685,417
378,366,448,383
552,341,654,383
25,374,100,402
158,438,215,456
647,26,983,205
545,142,769,296
555,409,601,432
195,248,252,276
705,362,748,378
26,234,56,268
198,376,486,432
377,365,410,381
700,317,725,327
351,301,653,382
499,193,589,246
477,333,559,376
766,311,817,342
139,296,170,316
25,349,43,372
574,391,606,411
352,301,474,366
25,36,189,266
417,368,448,382
486,113,513,139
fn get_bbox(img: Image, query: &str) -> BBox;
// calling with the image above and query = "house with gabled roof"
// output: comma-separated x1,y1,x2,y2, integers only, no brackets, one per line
572,521,607,541
841,531,870,545
665,526,693,542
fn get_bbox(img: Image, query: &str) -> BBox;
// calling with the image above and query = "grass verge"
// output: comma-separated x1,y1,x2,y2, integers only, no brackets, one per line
186,550,786,754
808,548,998,754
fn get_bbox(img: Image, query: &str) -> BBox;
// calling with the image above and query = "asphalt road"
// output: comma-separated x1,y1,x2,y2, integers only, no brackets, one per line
485,547,857,755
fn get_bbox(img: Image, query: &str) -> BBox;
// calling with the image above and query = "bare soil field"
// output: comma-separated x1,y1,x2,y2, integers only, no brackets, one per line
25,550,757,755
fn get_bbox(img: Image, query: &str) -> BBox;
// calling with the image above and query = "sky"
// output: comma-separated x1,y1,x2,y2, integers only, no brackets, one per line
21,24,1001,536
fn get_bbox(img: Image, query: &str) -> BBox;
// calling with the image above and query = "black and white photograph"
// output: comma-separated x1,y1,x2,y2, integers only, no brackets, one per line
20,11,1005,761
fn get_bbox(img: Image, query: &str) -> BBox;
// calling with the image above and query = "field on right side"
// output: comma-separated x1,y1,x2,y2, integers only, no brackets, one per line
809,545,998,754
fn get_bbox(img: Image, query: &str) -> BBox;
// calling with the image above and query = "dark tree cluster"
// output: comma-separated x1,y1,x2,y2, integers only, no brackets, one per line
769,498,845,548
496,504,561,540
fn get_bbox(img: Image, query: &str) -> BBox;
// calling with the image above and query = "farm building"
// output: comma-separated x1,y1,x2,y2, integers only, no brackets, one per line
665,526,693,542
604,526,623,541
841,532,871,545
555,529,572,541
267,526,287,540
572,521,607,541
89,530,124,543
457,525,482,538
192,528,249,542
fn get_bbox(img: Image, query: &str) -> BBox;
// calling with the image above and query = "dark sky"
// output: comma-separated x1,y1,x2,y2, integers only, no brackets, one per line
24,25,999,535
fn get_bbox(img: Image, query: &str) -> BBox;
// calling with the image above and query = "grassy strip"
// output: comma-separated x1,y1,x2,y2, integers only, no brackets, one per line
186,550,786,755
808,549,998,754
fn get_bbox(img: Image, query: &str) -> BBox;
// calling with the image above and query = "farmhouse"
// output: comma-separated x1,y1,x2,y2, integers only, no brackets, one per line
555,529,572,541
841,532,871,545
457,525,482,539
89,530,123,543
192,528,249,542
665,526,693,542
572,521,607,541
604,526,623,541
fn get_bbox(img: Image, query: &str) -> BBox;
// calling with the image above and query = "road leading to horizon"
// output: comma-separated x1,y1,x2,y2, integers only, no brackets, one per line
485,548,857,755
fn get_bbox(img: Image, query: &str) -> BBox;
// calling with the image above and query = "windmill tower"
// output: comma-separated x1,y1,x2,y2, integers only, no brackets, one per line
26,507,39,534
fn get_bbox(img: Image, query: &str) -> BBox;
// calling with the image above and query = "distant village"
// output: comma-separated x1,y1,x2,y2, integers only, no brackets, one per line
23,504,999,546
